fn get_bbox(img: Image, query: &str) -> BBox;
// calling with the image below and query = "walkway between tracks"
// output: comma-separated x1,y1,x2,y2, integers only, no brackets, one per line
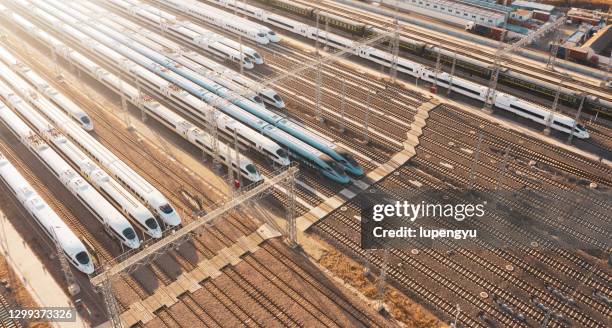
297,98,441,231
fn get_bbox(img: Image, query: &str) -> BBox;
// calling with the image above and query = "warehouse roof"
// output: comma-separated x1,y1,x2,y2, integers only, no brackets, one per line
511,1,555,13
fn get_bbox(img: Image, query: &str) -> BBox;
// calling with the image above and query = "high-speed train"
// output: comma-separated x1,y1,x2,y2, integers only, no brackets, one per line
0,102,140,249
53,0,363,177
11,0,185,227
124,0,266,65
70,1,265,106
3,5,288,172
153,0,279,44
85,1,284,108
211,0,590,139
0,53,164,239
104,0,255,69
23,1,348,183
0,150,95,274
3,7,267,184
12,63,94,131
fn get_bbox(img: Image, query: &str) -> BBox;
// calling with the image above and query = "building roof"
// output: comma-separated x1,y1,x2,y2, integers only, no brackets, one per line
456,0,513,14
511,1,554,13
394,0,506,20
514,9,531,16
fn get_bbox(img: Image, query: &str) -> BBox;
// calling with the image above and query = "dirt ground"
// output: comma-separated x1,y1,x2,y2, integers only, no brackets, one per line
312,236,448,328
0,255,50,328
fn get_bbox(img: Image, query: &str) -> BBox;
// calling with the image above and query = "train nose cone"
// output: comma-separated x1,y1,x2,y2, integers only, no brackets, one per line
152,229,163,239
162,213,182,227
83,263,95,275
127,238,140,250
349,166,364,176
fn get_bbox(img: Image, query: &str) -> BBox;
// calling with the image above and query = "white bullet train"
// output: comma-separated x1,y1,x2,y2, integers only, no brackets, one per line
7,0,185,227
0,102,140,249
219,0,280,43
73,0,265,106
10,63,94,131
0,52,164,239
82,1,284,108
0,150,95,274
7,2,290,170
211,0,590,139
152,0,278,44
104,0,255,69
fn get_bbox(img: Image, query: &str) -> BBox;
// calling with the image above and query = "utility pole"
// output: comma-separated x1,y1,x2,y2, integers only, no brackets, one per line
547,30,561,70
447,50,457,96
233,127,242,194
340,77,347,133
284,168,297,248
389,19,400,83
239,36,244,76
544,75,566,135
99,265,123,328
494,145,511,192
118,64,132,130
225,140,234,199
376,248,389,313
468,131,483,190
432,44,442,94
205,100,220,168
315,57,323,123
52,227,80,296
363,88,373,145
314,10,323,123
567,93,585,145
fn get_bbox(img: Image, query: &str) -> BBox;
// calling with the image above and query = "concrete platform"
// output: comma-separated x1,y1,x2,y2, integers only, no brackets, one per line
0,210,87,328
297,99,440,231
111,223,281,327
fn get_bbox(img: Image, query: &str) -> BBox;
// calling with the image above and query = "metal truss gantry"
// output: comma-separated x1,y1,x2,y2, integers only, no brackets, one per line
89,164,299,287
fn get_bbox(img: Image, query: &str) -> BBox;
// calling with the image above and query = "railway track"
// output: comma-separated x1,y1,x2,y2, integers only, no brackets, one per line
378,171,610,325
223,214,388,328
123,0,418,157
0,292,20,328
289,0,611,105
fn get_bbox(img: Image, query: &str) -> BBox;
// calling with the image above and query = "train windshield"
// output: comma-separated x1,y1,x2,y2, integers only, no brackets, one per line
257,32,266,37
329,161,346,176
254,95,263,103
276,148,288,159
75,251,90,265
273,95,282,102
576,124,586,131
159,204,174,214
245,164,257,174
145,218,158,229
122,228,136,241
338,151,359,167
81,116,91,125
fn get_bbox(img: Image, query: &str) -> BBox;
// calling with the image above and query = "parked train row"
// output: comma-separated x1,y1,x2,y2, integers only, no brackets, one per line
0,88,142,251
72,0,284,109
154,0,280,44
105,0,262,70
0,57,165,241
0,6,267,184
209,0,590,139
0,149,95,274
51,0,364,177
12,0,363,183
220,0,611,116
